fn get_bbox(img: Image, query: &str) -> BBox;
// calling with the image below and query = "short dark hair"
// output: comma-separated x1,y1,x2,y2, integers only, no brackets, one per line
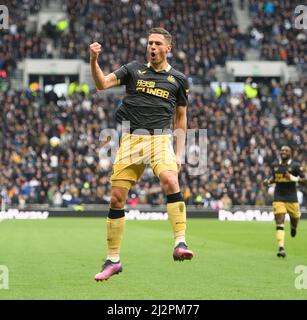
148,27,172,44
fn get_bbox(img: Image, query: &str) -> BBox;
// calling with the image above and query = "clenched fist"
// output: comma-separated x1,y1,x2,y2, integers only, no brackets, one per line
89,42,102,60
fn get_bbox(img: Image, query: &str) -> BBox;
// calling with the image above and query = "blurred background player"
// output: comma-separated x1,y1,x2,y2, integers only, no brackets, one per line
89,28,193,281
263,146,306,258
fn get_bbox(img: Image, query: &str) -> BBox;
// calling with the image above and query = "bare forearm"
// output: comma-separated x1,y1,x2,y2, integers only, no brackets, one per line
89,42,118,90
263,176,274,187
90,59,107,90
174,115,187,159
267,177,275,184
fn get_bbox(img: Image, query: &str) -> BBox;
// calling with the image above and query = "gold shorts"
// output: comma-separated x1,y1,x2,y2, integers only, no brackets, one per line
111,133,178,190
272,202,301,219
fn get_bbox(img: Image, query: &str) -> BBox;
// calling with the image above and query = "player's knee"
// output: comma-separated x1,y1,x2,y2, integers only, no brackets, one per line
160,173,179,193
275,215,285,225
110,193,126,209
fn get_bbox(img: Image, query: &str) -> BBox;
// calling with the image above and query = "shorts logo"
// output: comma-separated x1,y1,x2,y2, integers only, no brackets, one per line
167,75,176,84
179,203,185,212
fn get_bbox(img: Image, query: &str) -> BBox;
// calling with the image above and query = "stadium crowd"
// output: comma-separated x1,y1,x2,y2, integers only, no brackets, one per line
0,0,307,84
1,0,246,84
248,0,306,68
60,0,245,84
2,0,306,81
0,0,306,209
0,0,48,79
1,77,306,209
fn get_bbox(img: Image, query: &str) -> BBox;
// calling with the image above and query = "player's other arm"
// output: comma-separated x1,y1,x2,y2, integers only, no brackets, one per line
174,106,187,172
174,75,189,172
285,165,307,184
89,42,118,90
262,176,275,187
263,163,277,187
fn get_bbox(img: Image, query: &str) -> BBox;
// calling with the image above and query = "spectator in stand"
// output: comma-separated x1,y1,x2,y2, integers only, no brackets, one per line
1,78,305,208
1,0,246,84
0,0,47,78
0,0,306,208
248,0,306,68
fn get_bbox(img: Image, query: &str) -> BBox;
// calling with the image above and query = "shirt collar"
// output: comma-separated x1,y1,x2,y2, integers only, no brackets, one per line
279,159,292,165
147,62,171,72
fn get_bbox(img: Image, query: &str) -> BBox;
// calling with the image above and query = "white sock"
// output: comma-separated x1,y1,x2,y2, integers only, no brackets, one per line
107,256,120,263
175,238,186,247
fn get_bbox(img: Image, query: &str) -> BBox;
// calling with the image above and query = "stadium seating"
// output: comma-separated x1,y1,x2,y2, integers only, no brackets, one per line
0,0,46,78
248,0,306,67
0,0,306,208
0,79,305,208
1,0,246,83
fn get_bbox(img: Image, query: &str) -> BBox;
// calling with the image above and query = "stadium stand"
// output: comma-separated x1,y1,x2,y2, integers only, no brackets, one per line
0,0,46,78
0,0,306,209
59,0,246,84
0,78,305,208
1,0,246,84
248,0,306,68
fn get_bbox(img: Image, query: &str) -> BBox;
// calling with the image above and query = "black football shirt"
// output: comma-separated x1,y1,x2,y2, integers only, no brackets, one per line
271,161,305,202
113,61,189,133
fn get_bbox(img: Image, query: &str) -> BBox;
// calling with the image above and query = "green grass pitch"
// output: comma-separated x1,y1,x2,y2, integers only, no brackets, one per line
0,218,307,300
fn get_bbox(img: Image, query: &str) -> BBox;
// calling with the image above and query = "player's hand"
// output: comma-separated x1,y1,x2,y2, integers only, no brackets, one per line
284,171,300,182
89,42,102,61
176,155,182,173
262,179,269,187
284,171,291,180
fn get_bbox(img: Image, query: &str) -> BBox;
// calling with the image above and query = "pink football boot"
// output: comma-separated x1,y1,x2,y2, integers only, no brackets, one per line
173,242,194,261
95,260,122,281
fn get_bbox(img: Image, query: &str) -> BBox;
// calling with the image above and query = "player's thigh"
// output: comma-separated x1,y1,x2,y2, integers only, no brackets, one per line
273,202,287,215
150,134,177,178
273,202,287,224
111,136,146,187
286,202,301,220
111,163,146,189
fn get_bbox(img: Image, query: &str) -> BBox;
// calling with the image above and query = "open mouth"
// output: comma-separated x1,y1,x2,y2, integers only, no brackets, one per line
151,52,156,58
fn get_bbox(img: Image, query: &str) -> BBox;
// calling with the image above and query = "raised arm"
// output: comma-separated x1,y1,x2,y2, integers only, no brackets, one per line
89,42,118,90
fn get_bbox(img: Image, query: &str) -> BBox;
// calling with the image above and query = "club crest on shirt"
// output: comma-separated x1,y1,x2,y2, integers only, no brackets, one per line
167,75,176,84
137,69,147,75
